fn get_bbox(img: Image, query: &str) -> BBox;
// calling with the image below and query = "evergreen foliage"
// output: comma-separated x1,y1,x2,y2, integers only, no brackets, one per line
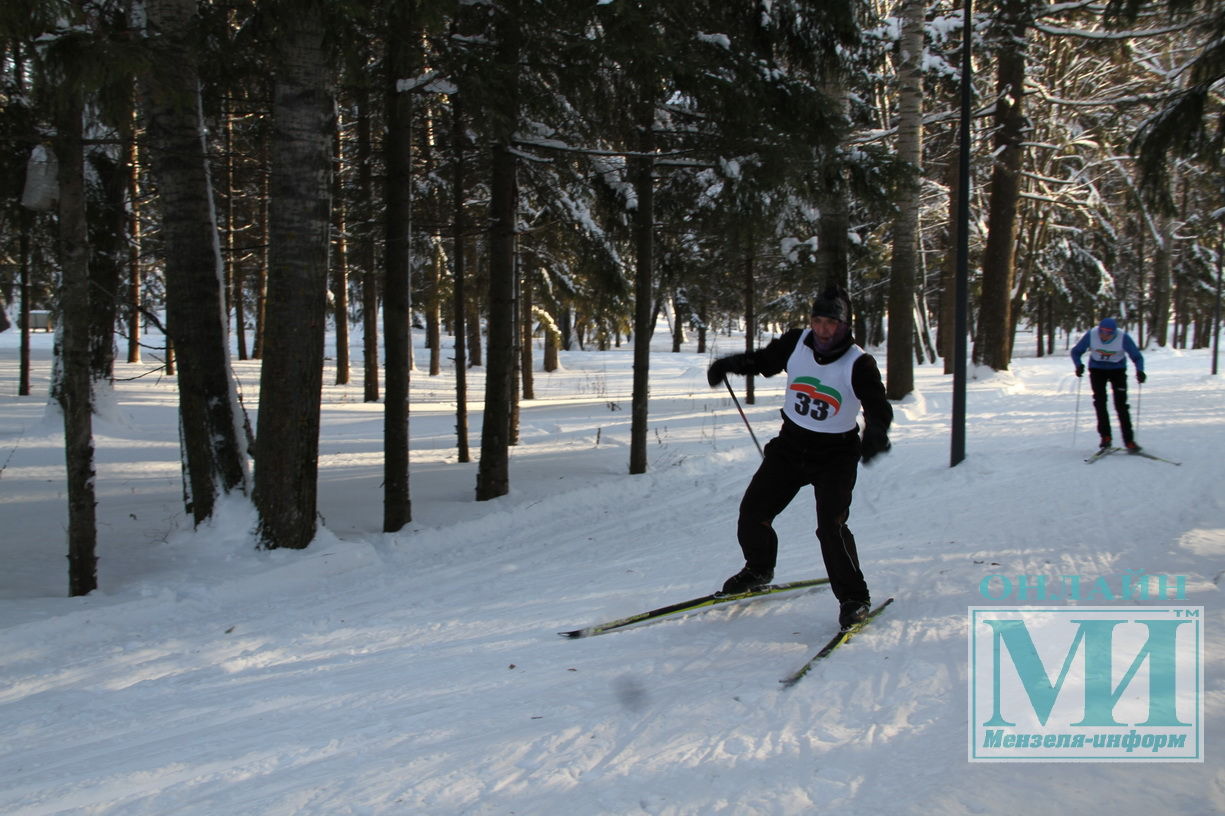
2,0,1223,573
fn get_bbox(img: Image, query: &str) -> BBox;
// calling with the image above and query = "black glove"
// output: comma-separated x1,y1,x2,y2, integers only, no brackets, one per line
1137,370,1146,384
707,354,748,387
1075,364,1084,377
861,425,891,464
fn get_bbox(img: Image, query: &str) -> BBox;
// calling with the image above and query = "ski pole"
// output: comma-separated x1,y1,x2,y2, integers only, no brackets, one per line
1135,376,1142,431
1073,374,1082,446
723,376,764,459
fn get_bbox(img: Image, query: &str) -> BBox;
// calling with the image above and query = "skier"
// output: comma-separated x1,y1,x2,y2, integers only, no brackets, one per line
1071,317,1146,451
706,285,893,630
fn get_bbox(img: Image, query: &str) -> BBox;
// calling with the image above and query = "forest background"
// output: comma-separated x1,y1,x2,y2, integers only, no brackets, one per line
1,0,1223,595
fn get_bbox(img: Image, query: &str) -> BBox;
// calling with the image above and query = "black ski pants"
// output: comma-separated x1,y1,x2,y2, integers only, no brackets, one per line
736,430,869,604
1089,367,1135,444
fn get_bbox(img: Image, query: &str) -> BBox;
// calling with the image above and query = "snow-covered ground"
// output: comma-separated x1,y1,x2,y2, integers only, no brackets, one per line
1,324,1222,815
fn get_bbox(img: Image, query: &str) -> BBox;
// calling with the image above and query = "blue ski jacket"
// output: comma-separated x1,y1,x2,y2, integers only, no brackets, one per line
1070,318,1144,372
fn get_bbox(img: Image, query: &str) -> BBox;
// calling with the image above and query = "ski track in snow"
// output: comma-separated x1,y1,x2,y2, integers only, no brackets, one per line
1,330,1223,815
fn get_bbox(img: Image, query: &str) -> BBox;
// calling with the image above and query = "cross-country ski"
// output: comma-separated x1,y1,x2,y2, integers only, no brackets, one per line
1085,446,1119,463
559,577,829,638
779,597,895,688
1085,446,1181,466
1126,448,1182,466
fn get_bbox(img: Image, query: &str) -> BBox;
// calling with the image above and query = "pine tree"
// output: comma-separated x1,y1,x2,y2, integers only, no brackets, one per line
974,0,1035,371
50,25,97,596
141,0,249,523
886,0,925,399
474,0,521,501
253,0,335,549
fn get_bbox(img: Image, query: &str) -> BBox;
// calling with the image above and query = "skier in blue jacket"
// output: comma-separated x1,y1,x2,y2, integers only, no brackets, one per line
1071,317,1146,451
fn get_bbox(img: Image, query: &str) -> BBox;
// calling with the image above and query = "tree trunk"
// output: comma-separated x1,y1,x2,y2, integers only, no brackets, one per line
886,0,924,400
452,95,470,462
141,0,248,524
520,267,535,399
86,151,125,384
18,207,32,396
816,74,851,291
467,294,483,367
332,129,351,385
696,300,708,354
974,0,1032,371
252,138,269,359
253,4,333,549
427,241,443,376
915,294,937,364
477,139,518,499
560,306,573,351
126,115,143,365
629,100,655,476
476,4,520,500
670,291,685,353
381,5,420,529
224,98,246,361
543,315,560,372
816,163,850,291
939,156,959,373
54,81,98,597
1152,217,1173,347
742,249,756,405
510,268,521,447
353,78,380,403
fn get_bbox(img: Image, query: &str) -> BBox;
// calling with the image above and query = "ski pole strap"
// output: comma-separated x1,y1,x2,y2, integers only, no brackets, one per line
724,376,764,459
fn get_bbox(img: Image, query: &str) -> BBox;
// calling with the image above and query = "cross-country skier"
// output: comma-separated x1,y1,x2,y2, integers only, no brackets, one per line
1071,317,1146,451
706,285,893,631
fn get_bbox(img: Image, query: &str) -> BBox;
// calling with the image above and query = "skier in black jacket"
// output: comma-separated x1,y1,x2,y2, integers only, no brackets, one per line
706,285,893,630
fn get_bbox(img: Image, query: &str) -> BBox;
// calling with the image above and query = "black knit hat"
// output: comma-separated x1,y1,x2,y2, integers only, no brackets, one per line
811,285,851,323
